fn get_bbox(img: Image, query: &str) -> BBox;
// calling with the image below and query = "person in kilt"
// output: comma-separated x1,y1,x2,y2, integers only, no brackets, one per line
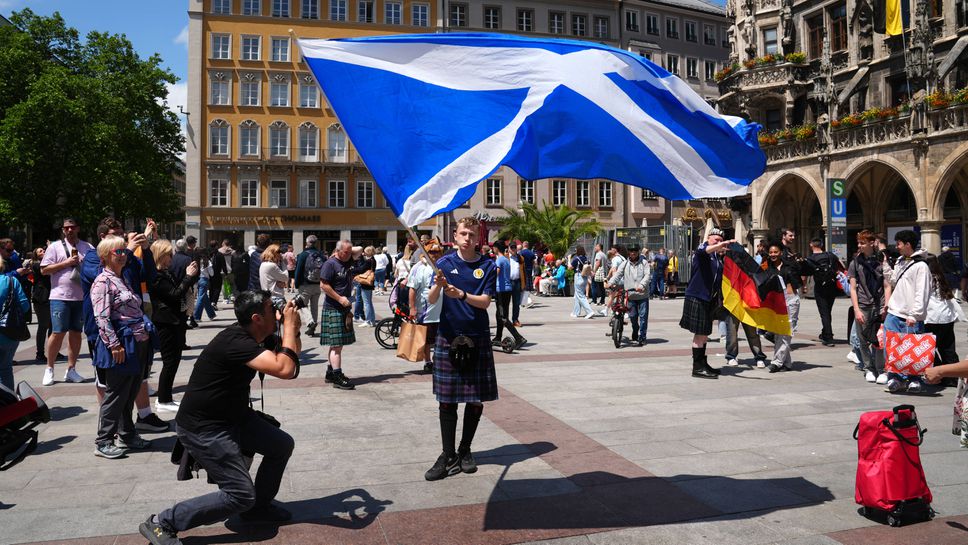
319,240,356,390
424,216,497,481
679,228,734,379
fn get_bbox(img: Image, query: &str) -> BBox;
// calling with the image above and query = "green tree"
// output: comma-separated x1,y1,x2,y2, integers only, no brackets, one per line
497,201,602,258
0,9,184,238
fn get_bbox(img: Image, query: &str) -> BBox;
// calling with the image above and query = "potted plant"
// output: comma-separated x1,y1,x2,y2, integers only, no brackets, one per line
776,128,794,140
927,90,950,109
784,52,807,64
953,87,968,105
859,108,882,122
743,59,757,70
878,107,898,119
794,124,816,140
758,132,779,146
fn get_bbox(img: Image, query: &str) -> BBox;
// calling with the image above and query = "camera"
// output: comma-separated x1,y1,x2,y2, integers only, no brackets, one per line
272,292,309,312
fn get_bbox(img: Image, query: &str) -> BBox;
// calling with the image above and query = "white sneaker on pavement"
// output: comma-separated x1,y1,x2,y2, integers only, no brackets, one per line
865,371,877,383
155,401,180,413
875,373,889,385
726,358,739,366
584,313,595,320
756,360,767,369
42,367,54,386
64,367,86,383
570,313,579,318
847,351,861,365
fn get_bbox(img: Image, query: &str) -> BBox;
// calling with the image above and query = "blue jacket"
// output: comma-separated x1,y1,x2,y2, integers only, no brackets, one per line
554,264,567,290
0,276,30,344
684,244,723,303
3,250,23,280
82,247,156,340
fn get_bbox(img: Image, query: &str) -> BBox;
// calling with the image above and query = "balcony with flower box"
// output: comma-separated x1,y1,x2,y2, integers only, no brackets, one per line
717,53,811,99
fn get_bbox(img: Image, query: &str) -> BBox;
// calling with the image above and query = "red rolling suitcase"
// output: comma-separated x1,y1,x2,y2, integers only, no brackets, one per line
854,404,933,527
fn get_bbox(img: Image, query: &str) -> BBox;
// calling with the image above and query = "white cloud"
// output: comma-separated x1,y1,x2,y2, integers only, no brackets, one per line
174,25,189,48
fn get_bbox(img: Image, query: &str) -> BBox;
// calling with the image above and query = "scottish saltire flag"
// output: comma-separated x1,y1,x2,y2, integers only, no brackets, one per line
297,33,765,226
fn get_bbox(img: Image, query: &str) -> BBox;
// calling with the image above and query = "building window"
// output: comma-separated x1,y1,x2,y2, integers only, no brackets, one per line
721,25,729,47
704,60,716,80
519,179,534,204
625,10,639,32
327,125,347,162
485,178,501,206
641,50,654,62
270,77,289,106
449,3,467,27
517,9,533,31
298,123,318,161
576,181,590,207
211,33,230,59
552,180,567,206
666,17,679,39
765,108,782,131
210,179,229,207
301,0,319,18
484,6,501,29
299,179,318,207
330,0,346,20
598,181,612,208
385,1,401,24
272,0,290,17
240,120,260,156
210,77,230,105
666,54,679,76
357,180,374,207
763,28,778,55
212,0,231,14
241,36,260,61
270,180,288,208
412,3,428,26
704,24,716,45
328,180,345,207
687,57,698,78
240,179,259,207
357,0,373,21
642,189,658,200
807,15,823,59
646,13,659,35
593,16,609,39
685,21,697,42
269,122,289,157
209,120,229,156
299,82,318,108
549,11,564,34
243,0,261,15
241,79,261,106
830,4,847,52
572,14,587,36
271,37,289,61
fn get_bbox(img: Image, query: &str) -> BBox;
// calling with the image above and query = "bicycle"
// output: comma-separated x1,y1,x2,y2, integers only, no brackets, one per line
605,287,629,349
374,282,413,349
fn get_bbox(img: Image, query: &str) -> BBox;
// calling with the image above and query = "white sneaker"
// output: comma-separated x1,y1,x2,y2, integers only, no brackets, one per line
847,351,861,365
598,309,608,317
865,371,877,383
726,358,739,366
155,401,180,413
756,360,767,369
585,313,595,320
570,313,579,318
358,322,372,328
876,373,889,385
64,367,85,383
42,367,54,386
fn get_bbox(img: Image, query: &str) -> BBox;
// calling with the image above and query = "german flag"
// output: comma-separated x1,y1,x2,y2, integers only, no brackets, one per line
874,0,905,36
722,244,791,336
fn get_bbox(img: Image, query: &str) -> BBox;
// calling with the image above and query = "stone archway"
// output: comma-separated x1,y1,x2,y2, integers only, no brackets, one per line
931,143,968,222
758,173,824,253
840,159,918,235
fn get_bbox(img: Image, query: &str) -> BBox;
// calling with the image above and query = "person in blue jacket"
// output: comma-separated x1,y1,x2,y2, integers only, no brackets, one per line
0,255,29,390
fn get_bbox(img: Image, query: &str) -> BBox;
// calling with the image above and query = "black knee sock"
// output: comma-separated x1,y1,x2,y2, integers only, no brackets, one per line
439,403,458,457
458,404,484,454
692,347,705,371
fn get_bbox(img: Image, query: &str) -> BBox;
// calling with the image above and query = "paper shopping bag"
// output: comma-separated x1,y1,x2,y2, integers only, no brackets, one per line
885,331,936,375
396,322,429,363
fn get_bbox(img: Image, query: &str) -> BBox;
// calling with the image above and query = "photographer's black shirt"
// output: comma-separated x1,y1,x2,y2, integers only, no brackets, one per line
176,324,276,432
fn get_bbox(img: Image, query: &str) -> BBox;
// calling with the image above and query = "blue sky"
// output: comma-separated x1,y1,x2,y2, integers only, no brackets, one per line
2,0,190,115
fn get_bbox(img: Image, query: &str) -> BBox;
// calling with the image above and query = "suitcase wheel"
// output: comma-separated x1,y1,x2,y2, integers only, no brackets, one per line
887,514,901,527
501,338,515,354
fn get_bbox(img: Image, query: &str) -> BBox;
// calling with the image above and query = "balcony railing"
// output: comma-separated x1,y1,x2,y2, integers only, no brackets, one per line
718,61,811,95
210,147,355,164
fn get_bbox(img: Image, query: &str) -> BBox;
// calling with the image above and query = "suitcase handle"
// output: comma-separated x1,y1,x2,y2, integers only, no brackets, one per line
893,404,916,415
881,417,927,447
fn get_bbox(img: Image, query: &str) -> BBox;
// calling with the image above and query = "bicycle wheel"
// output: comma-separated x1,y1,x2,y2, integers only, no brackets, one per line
374,318,398,349
612,314,623,348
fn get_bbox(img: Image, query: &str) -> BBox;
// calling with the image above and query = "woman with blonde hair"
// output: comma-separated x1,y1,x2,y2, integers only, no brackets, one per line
149,239,199,412
259,244,289,303
90,236,155,458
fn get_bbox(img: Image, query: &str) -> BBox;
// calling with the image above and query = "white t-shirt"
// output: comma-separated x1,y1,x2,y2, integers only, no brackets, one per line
374,252,389,270
407,261,441,323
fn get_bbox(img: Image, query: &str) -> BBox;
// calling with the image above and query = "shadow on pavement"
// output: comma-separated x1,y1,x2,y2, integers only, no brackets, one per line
32,434,76,455
49,405,86,421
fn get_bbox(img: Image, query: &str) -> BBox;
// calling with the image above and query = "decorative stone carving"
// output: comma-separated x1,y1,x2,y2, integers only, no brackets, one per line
272,73,288,83
212,71,227,81
301,74,314,84
743,0,757,60
241,72,259,82
779,0,794,55
854,0,874,61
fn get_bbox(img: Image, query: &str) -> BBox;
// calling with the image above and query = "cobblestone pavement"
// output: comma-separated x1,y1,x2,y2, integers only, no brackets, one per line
3,292,968,545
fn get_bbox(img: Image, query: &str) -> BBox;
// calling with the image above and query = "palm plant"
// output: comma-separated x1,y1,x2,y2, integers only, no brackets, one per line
497,201,602,258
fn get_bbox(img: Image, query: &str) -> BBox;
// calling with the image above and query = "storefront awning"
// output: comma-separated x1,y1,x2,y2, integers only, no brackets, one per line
939,35,968,79
838,66,870,105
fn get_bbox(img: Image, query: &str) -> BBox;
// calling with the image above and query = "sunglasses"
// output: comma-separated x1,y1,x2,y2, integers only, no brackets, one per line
62,225,78,231
112,248,126,257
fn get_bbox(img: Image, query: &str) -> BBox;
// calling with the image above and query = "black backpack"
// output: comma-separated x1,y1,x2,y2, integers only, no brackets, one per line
812,253,837,288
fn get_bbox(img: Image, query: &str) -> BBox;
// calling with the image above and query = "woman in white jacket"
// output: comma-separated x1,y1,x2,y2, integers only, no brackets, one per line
259,244,290,303
925,254,963,384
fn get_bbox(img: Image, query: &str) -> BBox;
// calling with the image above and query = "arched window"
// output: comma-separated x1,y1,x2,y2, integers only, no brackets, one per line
209,119,229,156
269,121,289,157
239,120,260,157
327,123,346,162
298,122,318,161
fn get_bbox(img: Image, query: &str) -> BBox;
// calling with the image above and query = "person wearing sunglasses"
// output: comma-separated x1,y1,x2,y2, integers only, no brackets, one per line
89,236,155,459
39,217,94,386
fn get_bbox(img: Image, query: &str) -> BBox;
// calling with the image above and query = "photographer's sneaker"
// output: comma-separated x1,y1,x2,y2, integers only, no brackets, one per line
41,367,54,386
64,367,86,383
140,515,182,545
94,443,126,459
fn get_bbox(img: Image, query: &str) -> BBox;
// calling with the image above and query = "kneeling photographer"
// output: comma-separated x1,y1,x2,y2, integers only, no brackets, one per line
140,290,301,545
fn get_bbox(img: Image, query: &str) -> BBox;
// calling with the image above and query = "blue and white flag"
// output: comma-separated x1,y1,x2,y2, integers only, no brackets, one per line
298,33,765,226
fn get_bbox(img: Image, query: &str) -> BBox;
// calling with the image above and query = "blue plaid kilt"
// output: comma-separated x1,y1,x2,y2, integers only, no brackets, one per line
679,296,715,336
319,307,355,347
433,335,498,404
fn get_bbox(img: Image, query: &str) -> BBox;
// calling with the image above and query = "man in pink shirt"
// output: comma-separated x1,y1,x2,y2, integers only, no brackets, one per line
40,218,95,386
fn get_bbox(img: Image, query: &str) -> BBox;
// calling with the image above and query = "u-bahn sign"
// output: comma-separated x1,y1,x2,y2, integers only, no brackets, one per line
827,178,847,261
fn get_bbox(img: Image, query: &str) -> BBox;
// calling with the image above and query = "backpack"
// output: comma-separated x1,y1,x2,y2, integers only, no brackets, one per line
305,251,324,283
813,253,838,288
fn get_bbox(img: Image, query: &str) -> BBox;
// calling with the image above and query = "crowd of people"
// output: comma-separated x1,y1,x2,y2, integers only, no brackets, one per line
2,216,968,545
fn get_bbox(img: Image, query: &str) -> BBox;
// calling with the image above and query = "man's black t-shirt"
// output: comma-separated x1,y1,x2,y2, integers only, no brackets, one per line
176,324,274,432
320,256,353,309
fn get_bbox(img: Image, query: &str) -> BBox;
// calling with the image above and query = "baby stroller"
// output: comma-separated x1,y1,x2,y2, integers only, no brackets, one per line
1,381,50,471
374,281,413,349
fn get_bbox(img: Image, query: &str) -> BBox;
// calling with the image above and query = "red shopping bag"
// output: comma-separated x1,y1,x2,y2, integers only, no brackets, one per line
885,331,936,375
